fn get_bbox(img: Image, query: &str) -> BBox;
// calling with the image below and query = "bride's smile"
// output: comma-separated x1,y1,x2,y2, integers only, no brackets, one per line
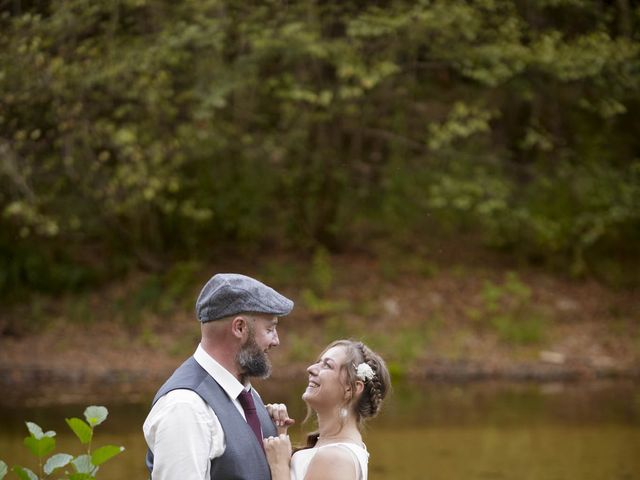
301,346,357,415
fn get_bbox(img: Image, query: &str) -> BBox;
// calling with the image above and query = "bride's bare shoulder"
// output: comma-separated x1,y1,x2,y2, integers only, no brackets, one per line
304,446,358,480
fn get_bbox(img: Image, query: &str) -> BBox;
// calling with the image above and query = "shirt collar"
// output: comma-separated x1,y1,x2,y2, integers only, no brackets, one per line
194,344,251,400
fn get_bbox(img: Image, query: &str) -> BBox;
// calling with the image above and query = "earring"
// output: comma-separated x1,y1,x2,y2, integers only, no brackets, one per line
339,407,348,419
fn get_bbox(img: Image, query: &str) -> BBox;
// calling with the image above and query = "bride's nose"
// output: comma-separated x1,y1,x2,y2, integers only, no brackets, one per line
307,362,319,375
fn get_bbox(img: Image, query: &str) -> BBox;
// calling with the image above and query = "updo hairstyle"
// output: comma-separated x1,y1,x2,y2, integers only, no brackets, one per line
329,339,391,422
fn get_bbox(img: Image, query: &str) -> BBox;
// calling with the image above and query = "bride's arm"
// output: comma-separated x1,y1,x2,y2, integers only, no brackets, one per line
303,447,359,480
263,434,292,480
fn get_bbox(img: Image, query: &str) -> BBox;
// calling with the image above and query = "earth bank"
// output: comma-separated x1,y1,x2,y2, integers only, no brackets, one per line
1,254,638,406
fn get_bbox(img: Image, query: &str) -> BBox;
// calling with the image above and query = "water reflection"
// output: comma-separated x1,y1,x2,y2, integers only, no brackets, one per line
1,380,638,480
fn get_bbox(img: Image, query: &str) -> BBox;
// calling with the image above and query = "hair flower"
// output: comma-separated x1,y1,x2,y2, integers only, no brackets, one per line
355,363,375,382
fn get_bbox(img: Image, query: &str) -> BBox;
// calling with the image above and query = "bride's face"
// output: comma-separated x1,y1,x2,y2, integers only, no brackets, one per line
302,346,350,411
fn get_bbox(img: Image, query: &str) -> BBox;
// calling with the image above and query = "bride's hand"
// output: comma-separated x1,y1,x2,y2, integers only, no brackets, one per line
264,434,292,479
265,403,295,435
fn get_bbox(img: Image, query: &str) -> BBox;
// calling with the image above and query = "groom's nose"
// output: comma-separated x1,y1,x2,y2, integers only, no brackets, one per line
271,330,280,348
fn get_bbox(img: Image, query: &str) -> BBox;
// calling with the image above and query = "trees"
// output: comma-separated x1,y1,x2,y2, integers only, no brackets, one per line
1,0,638,296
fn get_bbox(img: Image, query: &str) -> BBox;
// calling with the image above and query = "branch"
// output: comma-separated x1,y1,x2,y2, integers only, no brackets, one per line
0,140,37,202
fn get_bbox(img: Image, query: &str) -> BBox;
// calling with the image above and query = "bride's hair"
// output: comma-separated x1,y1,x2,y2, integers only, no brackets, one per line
300,339,391,450
338,339,391,422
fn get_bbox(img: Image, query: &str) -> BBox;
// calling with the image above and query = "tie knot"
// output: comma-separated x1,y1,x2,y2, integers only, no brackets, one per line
238,389,256,412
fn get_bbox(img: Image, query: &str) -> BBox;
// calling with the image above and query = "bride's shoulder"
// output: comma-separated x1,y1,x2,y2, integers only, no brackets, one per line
304,445,359,479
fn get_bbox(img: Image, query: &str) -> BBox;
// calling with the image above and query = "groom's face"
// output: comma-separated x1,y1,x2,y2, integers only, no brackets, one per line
236,315,280,379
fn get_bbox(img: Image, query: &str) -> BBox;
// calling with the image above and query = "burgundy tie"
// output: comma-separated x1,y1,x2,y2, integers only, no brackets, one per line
237,389,264,451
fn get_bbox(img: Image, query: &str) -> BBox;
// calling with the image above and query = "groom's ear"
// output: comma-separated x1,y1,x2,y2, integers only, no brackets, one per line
231,315,248,339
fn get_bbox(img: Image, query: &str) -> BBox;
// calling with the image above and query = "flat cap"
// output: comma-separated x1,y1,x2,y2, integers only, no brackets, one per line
196,273,294,322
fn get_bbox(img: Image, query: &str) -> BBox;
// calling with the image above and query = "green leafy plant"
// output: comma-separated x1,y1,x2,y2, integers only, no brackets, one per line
476,272,548,345
302,289,351,318
309,247,334,296
0,406,124,480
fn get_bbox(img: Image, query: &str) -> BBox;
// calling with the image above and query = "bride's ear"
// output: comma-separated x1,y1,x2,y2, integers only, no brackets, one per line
344,381,365,400
354,380,365,397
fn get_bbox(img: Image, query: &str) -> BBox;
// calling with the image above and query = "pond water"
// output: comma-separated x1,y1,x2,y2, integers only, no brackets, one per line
1,380,639,480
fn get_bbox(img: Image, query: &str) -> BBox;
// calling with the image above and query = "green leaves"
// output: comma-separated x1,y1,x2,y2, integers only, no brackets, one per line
71,455,94,474
25,422,55,440
4,406,123,479
427,102,494,151
23,436,55,458
44,453,74,475
84,406,108,427
91,446,125,466
65,418,93,445
65,404,109,445
23,421,56,458
11,467,37,480
68,474,94,480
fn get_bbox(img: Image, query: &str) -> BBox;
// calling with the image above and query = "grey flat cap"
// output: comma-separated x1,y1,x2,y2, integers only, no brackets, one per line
196,273,294,322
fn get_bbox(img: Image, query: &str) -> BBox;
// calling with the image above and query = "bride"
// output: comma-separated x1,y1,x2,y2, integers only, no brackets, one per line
264,339,391,480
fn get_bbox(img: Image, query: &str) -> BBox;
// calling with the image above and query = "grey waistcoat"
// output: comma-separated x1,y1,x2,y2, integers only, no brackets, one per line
145,356,277,480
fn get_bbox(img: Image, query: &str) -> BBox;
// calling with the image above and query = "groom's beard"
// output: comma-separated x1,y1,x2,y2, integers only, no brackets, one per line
237,328,272,380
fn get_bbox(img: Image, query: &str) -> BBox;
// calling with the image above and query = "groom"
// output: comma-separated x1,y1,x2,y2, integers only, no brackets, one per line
144,273,294,479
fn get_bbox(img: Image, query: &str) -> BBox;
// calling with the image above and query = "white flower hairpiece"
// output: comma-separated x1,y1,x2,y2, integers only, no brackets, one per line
355,362,375,382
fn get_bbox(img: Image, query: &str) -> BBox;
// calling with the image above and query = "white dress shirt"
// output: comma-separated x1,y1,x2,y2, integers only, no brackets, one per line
143,344,252,480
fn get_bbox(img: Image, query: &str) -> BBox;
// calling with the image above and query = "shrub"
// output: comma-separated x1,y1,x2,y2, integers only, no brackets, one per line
0,406,124,480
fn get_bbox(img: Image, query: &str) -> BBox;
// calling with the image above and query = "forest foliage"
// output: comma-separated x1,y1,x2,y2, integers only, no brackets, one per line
1,0,639,298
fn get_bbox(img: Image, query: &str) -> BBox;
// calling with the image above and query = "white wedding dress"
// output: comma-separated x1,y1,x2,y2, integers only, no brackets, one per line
290,442,369,480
